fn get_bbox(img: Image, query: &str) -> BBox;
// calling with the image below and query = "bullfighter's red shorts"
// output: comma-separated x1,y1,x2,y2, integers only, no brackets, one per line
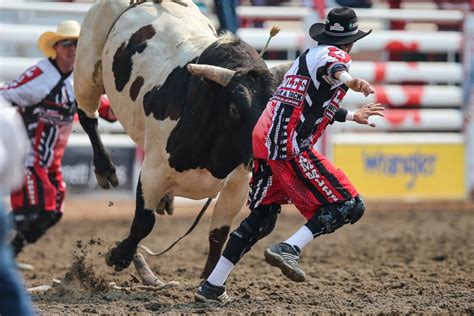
248,147,358,219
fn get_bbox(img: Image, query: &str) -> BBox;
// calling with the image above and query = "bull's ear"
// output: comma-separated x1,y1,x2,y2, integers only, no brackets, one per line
270,62,293,84
187,64,235,87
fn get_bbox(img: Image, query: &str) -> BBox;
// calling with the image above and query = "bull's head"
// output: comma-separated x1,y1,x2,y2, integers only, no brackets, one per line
186,61,291,171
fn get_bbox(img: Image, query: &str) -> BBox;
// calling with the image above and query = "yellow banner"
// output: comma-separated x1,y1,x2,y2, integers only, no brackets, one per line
333,143,465,199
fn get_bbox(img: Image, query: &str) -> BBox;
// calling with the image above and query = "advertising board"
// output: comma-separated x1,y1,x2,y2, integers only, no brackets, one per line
333,134,465,199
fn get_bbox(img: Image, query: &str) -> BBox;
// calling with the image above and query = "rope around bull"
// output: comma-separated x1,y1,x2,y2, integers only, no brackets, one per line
140,198,212,256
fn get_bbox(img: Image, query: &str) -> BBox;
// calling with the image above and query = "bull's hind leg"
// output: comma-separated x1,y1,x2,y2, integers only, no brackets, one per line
106,175,155,271
106,162,164,271
201,166,250,278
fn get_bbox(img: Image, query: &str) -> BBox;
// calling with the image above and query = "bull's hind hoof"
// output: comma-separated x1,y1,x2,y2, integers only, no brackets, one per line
105,245,134,272
95,170,119,189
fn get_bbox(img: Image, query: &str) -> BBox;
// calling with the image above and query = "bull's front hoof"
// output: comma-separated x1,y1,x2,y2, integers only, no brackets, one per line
105,243,135,272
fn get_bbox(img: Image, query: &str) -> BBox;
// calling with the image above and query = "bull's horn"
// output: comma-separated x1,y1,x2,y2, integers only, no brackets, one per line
187,64,235,87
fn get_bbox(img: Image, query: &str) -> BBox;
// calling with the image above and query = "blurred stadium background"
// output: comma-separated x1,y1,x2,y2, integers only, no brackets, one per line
1,0,473,203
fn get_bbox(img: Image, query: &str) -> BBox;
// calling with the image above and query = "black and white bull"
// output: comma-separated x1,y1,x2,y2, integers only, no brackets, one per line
74,0,289,278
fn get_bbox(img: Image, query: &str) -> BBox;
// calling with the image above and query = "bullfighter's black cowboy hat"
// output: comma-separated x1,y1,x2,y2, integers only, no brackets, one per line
309,7,372,45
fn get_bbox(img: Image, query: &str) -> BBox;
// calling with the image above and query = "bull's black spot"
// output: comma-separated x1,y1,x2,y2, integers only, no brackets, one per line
130,76,144,101
142,63,195,121
113,25,155,92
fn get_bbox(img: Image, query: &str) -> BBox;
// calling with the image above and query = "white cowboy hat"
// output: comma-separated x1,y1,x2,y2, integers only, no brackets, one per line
37,20,81,58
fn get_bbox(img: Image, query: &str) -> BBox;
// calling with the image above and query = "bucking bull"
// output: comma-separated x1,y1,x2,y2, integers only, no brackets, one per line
74,0,290,284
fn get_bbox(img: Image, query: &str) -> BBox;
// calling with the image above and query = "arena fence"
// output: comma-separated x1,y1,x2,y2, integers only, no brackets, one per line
0,23,461,60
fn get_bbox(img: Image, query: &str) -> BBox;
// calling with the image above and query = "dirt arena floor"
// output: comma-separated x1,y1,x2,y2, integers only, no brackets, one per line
16,198,473,314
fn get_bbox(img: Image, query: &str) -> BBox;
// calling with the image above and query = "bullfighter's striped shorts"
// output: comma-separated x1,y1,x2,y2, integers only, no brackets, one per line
10,165,66,213
248,147,358,219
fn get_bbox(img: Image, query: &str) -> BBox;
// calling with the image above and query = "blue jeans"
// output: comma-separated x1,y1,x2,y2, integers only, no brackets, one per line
214,0,239,33
0,202,35,316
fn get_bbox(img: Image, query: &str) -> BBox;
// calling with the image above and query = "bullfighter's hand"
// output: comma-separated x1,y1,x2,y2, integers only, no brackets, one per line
354,103,384,127
347,78,375,97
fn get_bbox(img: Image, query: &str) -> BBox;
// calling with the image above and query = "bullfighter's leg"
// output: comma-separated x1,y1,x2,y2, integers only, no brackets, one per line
200,166,249,279
105,176,156,271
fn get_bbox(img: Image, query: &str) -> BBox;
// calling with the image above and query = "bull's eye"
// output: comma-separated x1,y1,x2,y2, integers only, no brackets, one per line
229,103,240,119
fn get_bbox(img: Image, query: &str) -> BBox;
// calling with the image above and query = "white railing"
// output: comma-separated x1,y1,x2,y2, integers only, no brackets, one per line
68,109,463,135
237,6,465,23
1,58,462,109
265,60,462,84
337,109,463,132
0,2,464,23
0,24,460,61
346,85,463,108
237,28,462,53
333,133,464,144
3,58,462,84
0,2,91,14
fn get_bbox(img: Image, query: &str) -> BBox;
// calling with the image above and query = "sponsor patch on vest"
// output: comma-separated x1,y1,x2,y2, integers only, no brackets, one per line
272,75,310,108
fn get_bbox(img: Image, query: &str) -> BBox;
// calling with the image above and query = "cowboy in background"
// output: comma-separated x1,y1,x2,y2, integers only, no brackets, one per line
0,19,117,258
0,20,81,257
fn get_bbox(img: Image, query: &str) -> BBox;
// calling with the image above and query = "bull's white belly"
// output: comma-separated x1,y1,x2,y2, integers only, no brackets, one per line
137,116,231,201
